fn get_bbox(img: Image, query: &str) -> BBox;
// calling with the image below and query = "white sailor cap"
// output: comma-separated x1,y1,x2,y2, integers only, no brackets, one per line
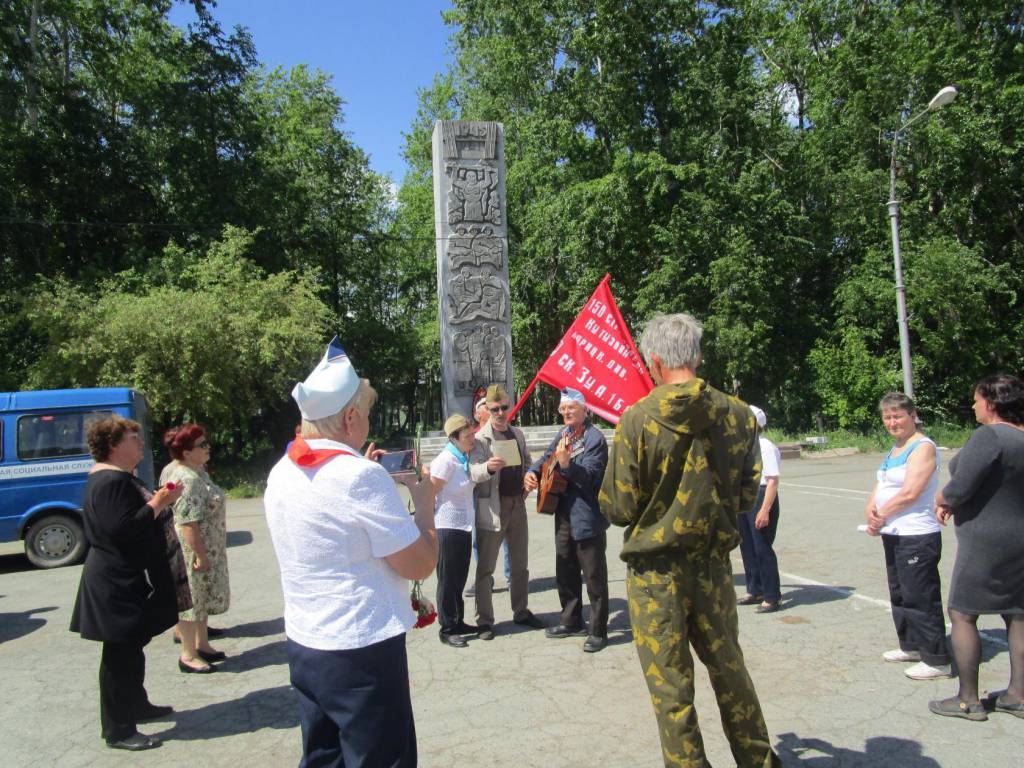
291,337,360,420
749,405,767,428
559,387,586,406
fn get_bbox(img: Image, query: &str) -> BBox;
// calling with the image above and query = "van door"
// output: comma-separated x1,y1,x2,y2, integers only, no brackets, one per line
7,410,108,567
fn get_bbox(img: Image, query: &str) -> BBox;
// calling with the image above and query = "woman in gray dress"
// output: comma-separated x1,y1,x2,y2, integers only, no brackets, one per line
930,374,1024,721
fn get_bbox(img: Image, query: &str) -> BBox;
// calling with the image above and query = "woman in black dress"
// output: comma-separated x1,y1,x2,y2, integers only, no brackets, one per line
931,374,1024,721
70,414,184,750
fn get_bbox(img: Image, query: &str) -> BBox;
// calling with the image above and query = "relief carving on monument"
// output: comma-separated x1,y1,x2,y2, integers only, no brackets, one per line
446,225,503,271
447,163,502,226
440,121,498,160
452,322,506,395
434,120,512,416
447,268,507,323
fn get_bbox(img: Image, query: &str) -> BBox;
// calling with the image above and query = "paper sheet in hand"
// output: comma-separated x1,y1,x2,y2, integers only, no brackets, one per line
490,439,522,467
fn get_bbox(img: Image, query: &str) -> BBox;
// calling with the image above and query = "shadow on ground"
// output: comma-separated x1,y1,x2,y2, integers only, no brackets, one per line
219,617,284,639
216,640,287,673
154,685,299,740
0,604,57,644
226,530,254,548
776,732,941,767
0,552,36,575
528,576,557,594
980,627,1009,663
778,584,856,609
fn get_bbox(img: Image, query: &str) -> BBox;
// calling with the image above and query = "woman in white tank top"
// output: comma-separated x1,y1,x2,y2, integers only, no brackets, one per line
864,393,951,681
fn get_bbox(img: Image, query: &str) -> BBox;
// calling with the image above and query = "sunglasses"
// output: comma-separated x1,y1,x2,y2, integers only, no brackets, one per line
488,404,511,414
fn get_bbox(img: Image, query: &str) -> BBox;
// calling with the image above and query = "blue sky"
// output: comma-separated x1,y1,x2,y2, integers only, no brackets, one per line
169,1,455,182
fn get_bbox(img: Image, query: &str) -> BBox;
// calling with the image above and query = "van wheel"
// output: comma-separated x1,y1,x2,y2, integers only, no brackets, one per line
25,514,87,569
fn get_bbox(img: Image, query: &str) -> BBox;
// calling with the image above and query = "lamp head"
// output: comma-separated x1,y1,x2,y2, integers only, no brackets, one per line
928,86,958,111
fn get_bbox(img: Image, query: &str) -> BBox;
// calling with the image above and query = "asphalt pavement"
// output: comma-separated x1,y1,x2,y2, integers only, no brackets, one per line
0,451,1019,767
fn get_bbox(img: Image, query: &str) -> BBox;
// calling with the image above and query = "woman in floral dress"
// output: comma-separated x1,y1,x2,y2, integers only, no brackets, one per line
161,424,230,673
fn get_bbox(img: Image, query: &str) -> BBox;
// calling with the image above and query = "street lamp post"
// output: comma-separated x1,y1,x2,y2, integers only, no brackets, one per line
887,85,957,400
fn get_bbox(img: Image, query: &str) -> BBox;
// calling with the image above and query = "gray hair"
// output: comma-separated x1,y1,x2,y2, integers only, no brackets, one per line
639,313,703,370
878,391,916,416
300,379,376,439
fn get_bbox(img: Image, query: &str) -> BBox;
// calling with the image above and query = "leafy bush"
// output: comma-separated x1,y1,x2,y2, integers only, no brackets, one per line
23,226,330,455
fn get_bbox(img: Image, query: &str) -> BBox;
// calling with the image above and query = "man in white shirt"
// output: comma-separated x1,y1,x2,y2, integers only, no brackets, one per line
736,405,783,613
264,337,436,768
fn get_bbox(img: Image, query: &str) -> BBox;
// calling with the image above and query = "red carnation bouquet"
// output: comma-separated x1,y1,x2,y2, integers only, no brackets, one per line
409,425,436,629
411,580,436,628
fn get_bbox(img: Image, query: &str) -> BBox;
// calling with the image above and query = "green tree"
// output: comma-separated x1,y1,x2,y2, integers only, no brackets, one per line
22,226,330,454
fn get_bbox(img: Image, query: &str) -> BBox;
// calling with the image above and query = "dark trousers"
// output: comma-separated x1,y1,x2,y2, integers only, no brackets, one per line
99,639,149,741
436,528,472,635
737,487,781,603
554,513,609,636
882,532,949,666
287,635,417,768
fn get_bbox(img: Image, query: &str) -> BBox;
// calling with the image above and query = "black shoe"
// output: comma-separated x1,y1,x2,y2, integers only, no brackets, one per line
583,635,608,653
137,704,174,722
439,633,468,648
755,601,781,614
545,624,585,639
178,658,215,674
197,649,226,663
106,732,162,751
513,611,545,630
477,625,496,641
453,622,478,635
737,594,763,606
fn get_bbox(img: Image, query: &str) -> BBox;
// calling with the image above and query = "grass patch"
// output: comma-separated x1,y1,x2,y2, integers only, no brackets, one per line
764,424,974,454
211,456,274,499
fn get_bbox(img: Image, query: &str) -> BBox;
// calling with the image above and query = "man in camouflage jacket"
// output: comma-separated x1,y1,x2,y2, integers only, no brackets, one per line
599,312,780,768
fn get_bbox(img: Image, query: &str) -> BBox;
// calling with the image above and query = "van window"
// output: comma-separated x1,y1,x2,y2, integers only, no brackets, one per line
17,411,111,460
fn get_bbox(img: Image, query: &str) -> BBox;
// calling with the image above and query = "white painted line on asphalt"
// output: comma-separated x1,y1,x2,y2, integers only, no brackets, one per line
782,489,866,501
782,482,871,496
775,570,1009,649
779,570,892,609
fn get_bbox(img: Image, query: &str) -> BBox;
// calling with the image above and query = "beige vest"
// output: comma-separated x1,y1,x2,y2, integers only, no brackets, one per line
468,421,532,531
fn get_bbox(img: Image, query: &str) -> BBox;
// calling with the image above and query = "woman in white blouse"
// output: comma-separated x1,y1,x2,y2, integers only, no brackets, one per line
430,414,479,648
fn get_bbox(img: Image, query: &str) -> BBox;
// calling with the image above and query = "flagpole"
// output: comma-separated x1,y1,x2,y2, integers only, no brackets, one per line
508,369,542,422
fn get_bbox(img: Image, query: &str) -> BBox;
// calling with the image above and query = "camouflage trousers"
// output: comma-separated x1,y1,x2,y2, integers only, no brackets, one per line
626,555,778,768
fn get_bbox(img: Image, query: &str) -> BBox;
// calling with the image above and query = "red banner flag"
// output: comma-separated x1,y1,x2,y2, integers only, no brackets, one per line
512,274,654,424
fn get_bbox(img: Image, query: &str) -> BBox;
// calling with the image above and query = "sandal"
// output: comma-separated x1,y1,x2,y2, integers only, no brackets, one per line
928,696,987,721
989,691,1024,719
755,601,780,614
737,594,763,606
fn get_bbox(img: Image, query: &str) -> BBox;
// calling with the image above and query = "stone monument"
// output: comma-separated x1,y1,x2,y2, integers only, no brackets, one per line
432,121,514,419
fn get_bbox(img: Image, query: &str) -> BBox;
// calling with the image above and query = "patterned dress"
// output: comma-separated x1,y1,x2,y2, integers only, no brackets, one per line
160,461,230,621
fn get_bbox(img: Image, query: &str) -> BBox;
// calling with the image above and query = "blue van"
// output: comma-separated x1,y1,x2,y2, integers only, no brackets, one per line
0,388,154,568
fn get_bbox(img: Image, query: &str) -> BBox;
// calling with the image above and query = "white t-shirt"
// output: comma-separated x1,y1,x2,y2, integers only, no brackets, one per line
759,436,781,486
429,448,475,532
876,437,941,536
264,439,420,651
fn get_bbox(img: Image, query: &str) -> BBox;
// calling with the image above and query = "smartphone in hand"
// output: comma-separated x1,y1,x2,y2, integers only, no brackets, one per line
377,450,416,475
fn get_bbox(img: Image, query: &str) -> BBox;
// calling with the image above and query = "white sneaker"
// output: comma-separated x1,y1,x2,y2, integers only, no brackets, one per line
883,649,921,663
905,661,952,680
